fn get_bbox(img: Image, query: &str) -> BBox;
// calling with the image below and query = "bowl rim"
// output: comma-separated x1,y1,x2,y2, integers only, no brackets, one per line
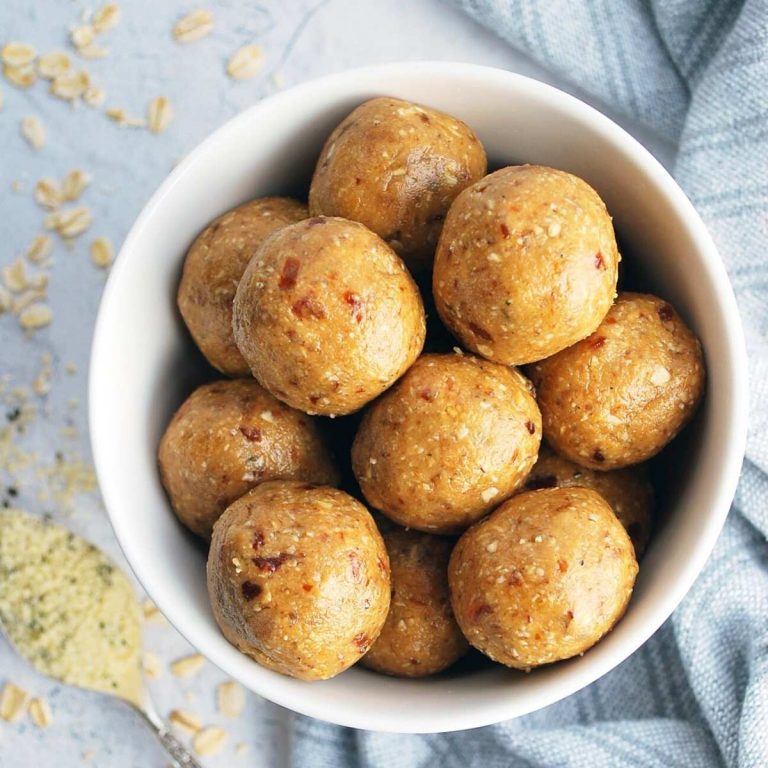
89,61,749,733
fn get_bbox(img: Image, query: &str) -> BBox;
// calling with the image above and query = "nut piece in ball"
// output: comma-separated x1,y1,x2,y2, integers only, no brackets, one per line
178,197,308,376
449,487,638,669
232,216,426,416
524,446,653,557
309,97,487,273
158,380,339,538
433,165,619,365
352,353,541,533
207,481,391,681
362,529,468,677
528,292,705,470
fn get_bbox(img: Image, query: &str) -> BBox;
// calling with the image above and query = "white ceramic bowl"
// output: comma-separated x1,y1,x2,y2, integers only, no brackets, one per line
89,62,748,733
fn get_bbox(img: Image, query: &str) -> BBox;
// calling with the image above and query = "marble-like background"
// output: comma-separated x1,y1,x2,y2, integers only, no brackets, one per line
0,1,673,766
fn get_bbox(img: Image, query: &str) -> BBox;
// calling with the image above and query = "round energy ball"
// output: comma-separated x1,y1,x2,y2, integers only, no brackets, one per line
232,216,426,416
158,380,339,538
449,487,638,669
528,292,705,470
207,481,391,681
178,197,308,376
309,97,487,273
524,446,653,557
352,353,541,533
433,165,619,365
361,529,468,677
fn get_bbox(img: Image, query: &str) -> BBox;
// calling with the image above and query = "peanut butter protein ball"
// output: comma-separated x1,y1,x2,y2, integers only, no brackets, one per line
158,380,339,538
528,292,705,469
309,97,487,273
233,216,426,416
352,353,541,533
449,487,638,669
362,529,468,677
178,197,307,376
208,481,390,681
433,165,619,365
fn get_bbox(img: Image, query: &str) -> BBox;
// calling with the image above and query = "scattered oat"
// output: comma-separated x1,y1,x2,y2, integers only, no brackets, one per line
71,25,96,50
29,272,49,291
76,43,110,60
31,353,54,396
0,683,28,722
26,234,53,263
46,206,92,238
486,540,498,553
260,410,275,423
28,697,52,727
235,743,249,756
169,708,202,734
105,107,146,128
4,64,37,88
62,169,91,201
38,51,72,79
2,42,36,68
21,116,45,150
50,70,90,101
12,289,47,315
141,597,164,622
227,45,265,80
147,96,173,134
193,727,228,757
35,178,63,209
481,487,499,504
650,365,671,386
83,85,106,106
18,303,53,331
173,10,214,43
170,654,205,678
3,258,28,292
81,750,95,762
90,237,114,268
93,4,122,33
142,651,162,679
64,361,77,374
217,681,245,717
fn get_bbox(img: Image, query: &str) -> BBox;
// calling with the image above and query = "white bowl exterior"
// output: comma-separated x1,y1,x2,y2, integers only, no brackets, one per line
89,62,748,733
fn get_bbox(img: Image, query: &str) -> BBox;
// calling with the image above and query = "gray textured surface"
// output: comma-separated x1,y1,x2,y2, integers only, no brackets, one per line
0,1,672,766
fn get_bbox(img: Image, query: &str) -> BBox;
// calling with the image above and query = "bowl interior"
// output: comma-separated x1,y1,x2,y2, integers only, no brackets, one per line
89,63,747,733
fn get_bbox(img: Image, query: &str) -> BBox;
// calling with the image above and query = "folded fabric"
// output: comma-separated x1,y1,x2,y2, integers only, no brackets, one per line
290,2,768,765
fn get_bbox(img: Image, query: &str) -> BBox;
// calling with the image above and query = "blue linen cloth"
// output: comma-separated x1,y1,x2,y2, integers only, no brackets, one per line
290,2,768,765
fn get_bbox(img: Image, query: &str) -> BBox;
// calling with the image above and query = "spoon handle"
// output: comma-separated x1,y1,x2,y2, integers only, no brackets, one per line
137,702,205,768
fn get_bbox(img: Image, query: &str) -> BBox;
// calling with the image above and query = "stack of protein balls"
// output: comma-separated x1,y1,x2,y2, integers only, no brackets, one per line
160,97,705,681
